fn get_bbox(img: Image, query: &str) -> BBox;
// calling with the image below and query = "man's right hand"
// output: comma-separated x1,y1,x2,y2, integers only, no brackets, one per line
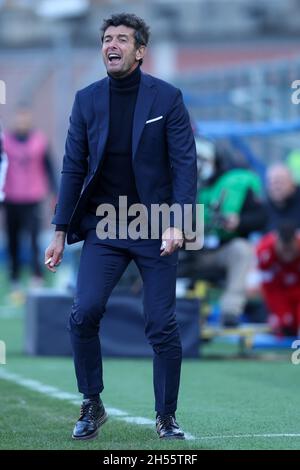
44,231,66,273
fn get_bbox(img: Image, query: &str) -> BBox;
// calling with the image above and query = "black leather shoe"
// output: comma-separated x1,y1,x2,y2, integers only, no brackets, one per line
156,414,185,439
72,399,108,440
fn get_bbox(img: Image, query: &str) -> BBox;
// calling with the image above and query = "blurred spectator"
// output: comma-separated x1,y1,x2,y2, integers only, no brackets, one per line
256,221,300,337
265,163,300,231
2,105,57,289
196,139,266,326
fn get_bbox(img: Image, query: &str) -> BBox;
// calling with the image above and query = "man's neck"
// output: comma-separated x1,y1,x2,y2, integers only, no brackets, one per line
108,64,140,85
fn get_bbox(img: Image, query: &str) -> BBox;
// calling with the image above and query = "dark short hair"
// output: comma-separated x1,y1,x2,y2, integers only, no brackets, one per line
100,13,150,65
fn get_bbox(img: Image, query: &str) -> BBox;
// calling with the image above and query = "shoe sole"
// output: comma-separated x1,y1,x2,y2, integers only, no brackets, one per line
72,411,108,441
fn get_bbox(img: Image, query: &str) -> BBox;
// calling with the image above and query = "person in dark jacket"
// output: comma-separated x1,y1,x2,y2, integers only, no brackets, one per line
45,13,197,441
265,163,300,231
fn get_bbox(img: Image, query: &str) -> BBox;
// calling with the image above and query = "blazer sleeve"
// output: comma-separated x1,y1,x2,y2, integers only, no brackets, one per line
52,91,88,226
165,90,197,231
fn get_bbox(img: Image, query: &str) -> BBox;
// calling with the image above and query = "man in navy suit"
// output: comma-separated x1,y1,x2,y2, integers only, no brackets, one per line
45,13,197,441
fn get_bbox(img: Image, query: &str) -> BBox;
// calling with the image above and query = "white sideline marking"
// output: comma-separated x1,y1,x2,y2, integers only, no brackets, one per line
122,416,154,426
197,433,300,440
0,369,195,440
2,369,298,442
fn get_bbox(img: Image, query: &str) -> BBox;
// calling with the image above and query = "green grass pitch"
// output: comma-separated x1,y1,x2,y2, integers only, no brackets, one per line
1,300,300,450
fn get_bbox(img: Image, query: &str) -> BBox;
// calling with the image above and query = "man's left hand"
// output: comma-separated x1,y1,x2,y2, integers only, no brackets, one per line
160,227,184,256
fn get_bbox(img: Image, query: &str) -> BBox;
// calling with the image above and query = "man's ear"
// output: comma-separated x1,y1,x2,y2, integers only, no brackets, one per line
136,45,146,61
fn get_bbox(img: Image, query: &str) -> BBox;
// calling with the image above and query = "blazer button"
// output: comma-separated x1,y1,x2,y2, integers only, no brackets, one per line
72,233,79,241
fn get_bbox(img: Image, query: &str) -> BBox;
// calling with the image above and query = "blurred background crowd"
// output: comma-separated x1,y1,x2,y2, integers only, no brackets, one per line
1,0,300,341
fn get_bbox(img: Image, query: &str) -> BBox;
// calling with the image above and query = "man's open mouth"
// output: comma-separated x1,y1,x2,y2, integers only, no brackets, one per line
108,53,121,64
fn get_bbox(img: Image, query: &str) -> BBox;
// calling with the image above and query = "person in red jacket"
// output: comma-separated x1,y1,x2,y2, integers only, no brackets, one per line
256,221,300,336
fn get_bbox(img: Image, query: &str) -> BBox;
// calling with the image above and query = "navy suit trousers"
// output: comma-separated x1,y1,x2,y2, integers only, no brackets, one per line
69,227,182,415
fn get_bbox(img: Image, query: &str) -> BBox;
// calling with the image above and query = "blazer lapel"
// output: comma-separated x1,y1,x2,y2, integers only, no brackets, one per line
132,73,157,159
93,77,110,166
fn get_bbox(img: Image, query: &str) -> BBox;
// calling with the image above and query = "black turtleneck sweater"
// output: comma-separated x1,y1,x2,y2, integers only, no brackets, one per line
88,65,141,214
56,65,141,232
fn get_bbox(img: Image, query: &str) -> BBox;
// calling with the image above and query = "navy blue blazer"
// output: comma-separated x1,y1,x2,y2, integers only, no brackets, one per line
52,71,197,244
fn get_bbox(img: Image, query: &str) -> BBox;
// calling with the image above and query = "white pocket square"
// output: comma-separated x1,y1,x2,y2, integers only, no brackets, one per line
145,115,163,124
